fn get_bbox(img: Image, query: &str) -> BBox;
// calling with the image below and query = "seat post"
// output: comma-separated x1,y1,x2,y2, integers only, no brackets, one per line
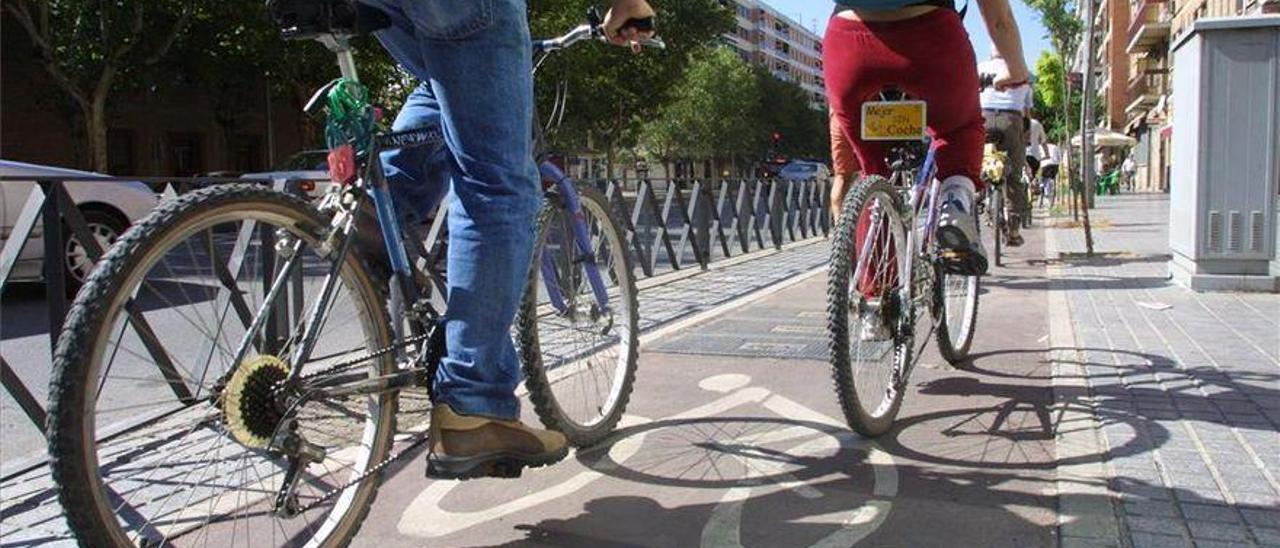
317,34,360,82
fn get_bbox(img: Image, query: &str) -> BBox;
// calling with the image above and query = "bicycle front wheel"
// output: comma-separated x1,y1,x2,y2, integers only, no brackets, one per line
48,185,397,548
827,176,912,437
517,182,639,447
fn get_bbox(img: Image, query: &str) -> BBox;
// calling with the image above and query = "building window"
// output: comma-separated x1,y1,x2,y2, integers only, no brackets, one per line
166,133,205,177
107,129,136,175
230,135,264,172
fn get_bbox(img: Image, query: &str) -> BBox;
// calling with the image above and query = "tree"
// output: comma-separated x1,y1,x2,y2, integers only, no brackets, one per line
752,69,829,162
172,0,408,160
640,48,759,179
3,0,196,171
530,0,735,176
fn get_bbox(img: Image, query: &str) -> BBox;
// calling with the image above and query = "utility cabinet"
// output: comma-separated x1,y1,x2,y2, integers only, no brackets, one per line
1169,15,1280,292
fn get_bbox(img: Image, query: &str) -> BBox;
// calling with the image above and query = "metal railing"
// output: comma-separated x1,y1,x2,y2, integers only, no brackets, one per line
1128,0,1173,46
0,175,829,448
0,176,290,457
1128,68,1169,100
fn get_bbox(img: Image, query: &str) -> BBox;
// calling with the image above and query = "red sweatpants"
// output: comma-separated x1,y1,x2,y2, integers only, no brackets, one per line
823,9,985,188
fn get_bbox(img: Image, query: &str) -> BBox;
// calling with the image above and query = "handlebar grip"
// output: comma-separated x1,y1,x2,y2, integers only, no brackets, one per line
978,73,995,90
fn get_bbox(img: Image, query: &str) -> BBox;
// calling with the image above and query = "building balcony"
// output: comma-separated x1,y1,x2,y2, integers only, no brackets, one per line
1126,0,1172,54
1124,69,1167,116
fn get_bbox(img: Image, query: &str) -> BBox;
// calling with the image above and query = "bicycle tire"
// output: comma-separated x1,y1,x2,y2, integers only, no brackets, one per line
992,186,1004,268
934,266,980,365
48,184,396,548
517,182,639,447
827,175,912,437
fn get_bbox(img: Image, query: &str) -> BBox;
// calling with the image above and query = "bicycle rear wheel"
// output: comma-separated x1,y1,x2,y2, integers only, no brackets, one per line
990,185,1005,268
827,176,912,437
934,265,980,365
517,182,639,446
48,185,398,548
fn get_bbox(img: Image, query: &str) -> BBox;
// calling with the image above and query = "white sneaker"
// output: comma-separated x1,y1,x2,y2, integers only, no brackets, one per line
936,176,988,275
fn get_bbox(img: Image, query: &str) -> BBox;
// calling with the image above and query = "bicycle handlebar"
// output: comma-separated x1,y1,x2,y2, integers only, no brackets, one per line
533,20,665,55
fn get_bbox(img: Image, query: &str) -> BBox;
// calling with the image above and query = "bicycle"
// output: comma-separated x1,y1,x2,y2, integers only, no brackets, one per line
980,136,1009,268
46,3,656,546
826,91,983,437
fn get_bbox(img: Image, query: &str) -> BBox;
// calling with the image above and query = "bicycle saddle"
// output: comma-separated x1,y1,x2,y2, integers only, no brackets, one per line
267,0,391,40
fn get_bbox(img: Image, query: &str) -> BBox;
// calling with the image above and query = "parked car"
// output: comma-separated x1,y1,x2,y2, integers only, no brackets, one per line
1,160,158,291
242,150,333,200
777,160,831,182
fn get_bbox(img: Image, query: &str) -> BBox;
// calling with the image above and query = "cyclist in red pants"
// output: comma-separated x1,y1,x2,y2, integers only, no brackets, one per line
825,0,1030,279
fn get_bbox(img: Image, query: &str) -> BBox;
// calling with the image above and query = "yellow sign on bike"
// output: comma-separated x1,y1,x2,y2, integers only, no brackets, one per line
860,101,927,141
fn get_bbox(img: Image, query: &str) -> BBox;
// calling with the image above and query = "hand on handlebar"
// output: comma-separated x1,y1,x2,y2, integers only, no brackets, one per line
993,65,1030,91
603,0,657,53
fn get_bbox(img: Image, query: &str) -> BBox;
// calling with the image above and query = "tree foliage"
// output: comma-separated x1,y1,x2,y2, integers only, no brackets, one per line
752,68,829,161
1023,0,1082,61
2,0,196,170
7,0,825,176
530,0,735,175
640,48,759,164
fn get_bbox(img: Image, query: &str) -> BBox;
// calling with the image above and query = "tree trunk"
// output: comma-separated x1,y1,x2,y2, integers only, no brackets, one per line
86,95,110,173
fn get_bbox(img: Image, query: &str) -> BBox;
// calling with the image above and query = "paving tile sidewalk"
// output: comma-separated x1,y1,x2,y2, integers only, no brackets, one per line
1046,195,1280,548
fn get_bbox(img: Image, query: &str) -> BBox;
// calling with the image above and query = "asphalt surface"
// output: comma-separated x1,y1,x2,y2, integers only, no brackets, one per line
1,220,1061,547
344,224,1058,547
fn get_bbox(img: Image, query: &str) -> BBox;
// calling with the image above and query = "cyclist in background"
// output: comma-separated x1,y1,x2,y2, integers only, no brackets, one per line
829,111,860,222
824,0,1031,277
1025,117,1049,187
1039,142,1060,207
362,0,655,479
978,48,1034,246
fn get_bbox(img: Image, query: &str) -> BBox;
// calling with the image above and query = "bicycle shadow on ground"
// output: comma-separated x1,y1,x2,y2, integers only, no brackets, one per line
478,462,1203,547
886,346,1279,473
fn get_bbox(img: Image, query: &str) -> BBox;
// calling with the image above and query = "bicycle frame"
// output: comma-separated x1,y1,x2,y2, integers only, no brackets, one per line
228,32,616,393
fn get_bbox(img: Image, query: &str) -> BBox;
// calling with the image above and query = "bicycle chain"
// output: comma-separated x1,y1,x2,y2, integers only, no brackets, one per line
294,429,430,514
273,332,434,514
274,333,431,396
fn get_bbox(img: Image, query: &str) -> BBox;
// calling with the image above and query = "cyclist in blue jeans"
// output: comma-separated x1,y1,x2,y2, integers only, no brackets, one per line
360,0,656,479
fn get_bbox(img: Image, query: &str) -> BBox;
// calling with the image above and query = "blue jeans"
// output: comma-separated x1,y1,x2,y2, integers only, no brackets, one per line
365,0,541,420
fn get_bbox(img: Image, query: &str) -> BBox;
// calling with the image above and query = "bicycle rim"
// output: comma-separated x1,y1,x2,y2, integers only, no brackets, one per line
828,177,910,436
936,269,980,364
519,183,639,446
48,186,397,548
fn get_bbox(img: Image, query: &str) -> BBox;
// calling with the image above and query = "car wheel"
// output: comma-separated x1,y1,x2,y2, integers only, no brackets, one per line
63,208,128,296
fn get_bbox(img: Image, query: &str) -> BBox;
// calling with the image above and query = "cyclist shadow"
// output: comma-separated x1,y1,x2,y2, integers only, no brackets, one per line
894,346,1279,472
477,461,1108,547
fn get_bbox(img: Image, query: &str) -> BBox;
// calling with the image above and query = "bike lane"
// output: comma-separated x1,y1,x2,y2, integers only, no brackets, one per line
352,223,1058,547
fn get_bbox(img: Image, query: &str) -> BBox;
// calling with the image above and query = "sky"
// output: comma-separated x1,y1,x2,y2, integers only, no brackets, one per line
772,0,1052,70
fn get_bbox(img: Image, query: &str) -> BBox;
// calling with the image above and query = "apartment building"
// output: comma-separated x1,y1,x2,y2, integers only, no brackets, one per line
722,0,827,110
1085,0,1275,192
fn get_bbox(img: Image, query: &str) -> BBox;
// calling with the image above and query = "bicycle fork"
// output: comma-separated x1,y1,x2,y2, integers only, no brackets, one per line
538,162,611,319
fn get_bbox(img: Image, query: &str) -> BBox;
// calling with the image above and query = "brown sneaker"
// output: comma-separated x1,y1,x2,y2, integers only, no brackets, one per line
426,405,569,480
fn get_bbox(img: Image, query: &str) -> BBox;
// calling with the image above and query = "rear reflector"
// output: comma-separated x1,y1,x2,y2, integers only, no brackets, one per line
327,144,357,185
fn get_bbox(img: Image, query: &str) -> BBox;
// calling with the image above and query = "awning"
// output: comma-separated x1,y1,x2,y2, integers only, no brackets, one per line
1071,128,1139,148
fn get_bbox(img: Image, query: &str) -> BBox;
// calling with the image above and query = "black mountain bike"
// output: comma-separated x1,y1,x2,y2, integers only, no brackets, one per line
46,3,656,546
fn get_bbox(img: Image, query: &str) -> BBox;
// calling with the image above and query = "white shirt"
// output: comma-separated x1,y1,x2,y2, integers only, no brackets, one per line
1026,119,1047,159
978,58,1032,113
1042,144,1061,166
